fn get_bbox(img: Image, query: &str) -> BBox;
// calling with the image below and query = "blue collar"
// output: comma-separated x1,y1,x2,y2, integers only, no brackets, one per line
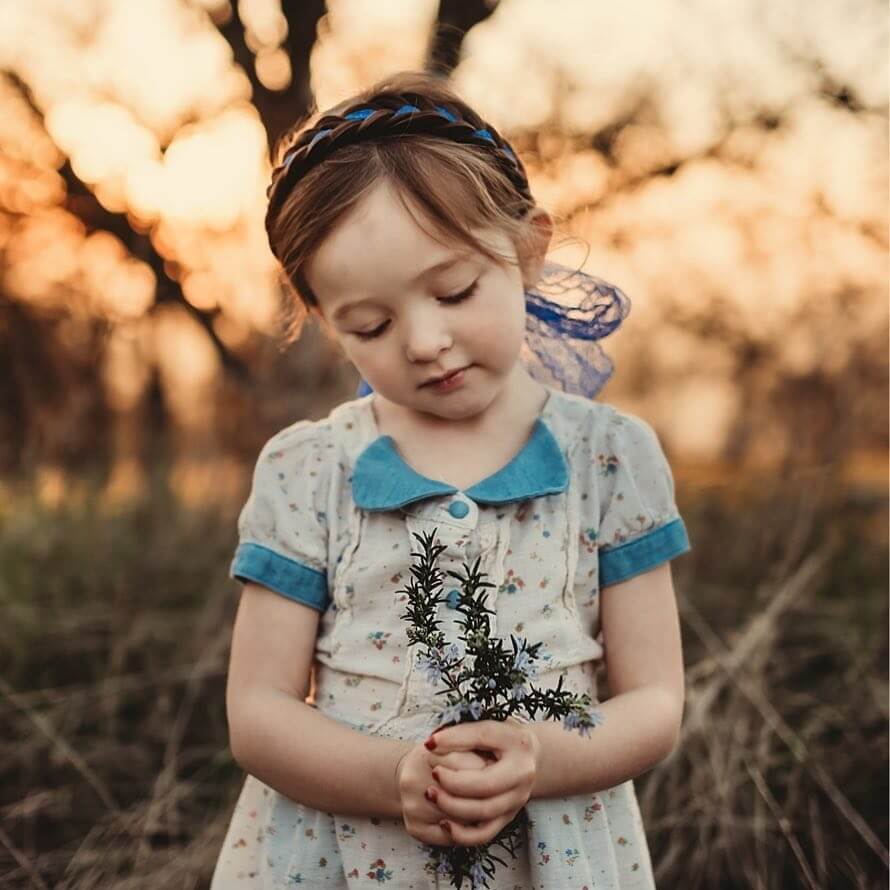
351,417,569,511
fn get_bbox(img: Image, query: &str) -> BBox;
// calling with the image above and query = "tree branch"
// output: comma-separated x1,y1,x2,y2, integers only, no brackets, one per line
2,68,249,381
211,0,324,152
426,0,498,76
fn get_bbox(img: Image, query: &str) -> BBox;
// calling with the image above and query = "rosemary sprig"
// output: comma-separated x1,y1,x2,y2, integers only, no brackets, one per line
398,528,605,890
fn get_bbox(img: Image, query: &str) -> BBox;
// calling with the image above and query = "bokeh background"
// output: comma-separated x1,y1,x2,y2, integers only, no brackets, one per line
0,1,886,888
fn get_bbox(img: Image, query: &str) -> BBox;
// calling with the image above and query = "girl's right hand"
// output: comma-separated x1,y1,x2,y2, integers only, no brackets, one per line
395,743,489,846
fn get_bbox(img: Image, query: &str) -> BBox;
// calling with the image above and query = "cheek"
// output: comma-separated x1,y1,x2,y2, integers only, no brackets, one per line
347,344,396,382
471,300,525,348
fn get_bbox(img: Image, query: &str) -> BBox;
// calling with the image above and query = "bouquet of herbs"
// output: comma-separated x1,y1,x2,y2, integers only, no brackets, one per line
398,529,604,890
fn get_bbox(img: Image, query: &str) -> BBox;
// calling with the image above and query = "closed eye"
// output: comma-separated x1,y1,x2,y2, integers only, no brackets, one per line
352,280,478,341
438,279,478,305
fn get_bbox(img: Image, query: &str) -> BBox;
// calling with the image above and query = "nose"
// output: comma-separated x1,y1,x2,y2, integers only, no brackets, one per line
403,310,453,363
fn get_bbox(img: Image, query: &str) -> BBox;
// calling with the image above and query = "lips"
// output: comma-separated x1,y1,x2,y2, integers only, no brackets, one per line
423,366,468,387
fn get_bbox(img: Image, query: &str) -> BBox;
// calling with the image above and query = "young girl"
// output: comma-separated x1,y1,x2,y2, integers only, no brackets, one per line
211,71,692,890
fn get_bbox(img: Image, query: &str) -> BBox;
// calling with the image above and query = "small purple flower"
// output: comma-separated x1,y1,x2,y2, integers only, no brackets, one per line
512,649,531,674
487,678,497,689
510,683,528,701
586,708,604,724
562,711,580,731
469,861,487,887
526,645,548,680
512,646,542,682
566,708,605,736
467,700,483,720
439,701,465,725
416,653,444,684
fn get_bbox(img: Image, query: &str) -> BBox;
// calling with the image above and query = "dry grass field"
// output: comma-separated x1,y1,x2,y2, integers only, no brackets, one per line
0,459,886,889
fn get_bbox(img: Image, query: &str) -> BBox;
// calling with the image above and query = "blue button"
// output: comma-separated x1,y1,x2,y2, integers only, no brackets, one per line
447,500,470,519
445,588,461,609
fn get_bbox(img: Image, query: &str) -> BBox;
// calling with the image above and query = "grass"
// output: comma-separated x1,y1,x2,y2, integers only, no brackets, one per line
0,462,886,888
0,467,241,889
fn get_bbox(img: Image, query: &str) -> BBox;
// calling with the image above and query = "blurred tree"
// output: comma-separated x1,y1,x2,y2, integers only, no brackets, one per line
0,0,884,487
209,0,325,152
0,0,492,476
426,0,497,76
8,72,245,378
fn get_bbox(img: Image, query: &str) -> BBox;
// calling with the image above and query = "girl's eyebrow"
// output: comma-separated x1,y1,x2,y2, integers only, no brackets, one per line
332,253,470,321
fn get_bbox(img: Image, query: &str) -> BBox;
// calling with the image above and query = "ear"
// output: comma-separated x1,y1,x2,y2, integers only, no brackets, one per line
517,207,553,289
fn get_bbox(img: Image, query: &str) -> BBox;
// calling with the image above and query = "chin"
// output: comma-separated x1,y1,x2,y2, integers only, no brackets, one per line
425,386,498,414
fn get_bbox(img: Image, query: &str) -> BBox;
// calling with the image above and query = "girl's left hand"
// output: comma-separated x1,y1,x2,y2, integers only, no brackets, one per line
424,719,541,847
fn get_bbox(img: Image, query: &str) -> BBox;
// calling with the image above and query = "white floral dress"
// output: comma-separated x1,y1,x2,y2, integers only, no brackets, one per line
210,385,692,889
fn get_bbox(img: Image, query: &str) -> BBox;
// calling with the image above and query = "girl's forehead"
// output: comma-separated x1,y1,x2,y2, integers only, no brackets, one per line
307,182,503,300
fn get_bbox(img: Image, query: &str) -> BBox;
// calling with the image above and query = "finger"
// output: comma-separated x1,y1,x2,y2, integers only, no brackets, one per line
429,783,520,825
414,822,456,848
425,720,511,755
433,759,524,799
412,803,460,848
440,814,507,848
426,748,495,770
422,790,478,828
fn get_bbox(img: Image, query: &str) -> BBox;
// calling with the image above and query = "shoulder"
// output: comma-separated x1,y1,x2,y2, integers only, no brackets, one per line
254,395,366,465
591,405,674,487
544,388,619,453
600,406,663,454
546,392,675,496
246,407,348,501
253,415,331,469
263,413,331,449
551,390,662,452
544,387,615,432
249,397,373,494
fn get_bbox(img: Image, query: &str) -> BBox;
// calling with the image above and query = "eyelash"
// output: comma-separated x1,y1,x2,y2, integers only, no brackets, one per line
353,281,479,341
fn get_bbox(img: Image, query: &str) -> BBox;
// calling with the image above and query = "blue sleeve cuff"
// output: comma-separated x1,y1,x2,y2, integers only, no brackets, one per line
230,542,329,612
599,517,691,587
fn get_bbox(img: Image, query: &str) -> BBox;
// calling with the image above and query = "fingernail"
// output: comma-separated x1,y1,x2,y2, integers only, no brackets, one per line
424,737,437,750
432,768,440,781
426,787,438,802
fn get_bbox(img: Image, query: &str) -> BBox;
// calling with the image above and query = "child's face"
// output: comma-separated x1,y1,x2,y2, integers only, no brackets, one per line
306,180,545,425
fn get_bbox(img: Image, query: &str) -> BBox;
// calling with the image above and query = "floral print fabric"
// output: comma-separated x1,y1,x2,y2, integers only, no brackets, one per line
211,386,691,889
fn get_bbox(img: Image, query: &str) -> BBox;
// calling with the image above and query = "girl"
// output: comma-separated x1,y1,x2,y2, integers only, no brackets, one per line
211,71,692,889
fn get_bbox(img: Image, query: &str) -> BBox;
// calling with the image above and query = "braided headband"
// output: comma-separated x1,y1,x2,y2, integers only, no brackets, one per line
268,94,631,399
267,100,533,223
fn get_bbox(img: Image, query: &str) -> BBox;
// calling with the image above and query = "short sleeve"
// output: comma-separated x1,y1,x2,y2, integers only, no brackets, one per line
229,423,330,612
596,410,692,587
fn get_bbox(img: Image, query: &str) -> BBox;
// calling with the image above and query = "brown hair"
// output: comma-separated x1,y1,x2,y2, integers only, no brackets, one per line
264,70,555,345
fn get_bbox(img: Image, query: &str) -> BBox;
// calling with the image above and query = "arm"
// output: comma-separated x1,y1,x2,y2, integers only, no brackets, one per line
226,581,412,820
530,561,685,799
